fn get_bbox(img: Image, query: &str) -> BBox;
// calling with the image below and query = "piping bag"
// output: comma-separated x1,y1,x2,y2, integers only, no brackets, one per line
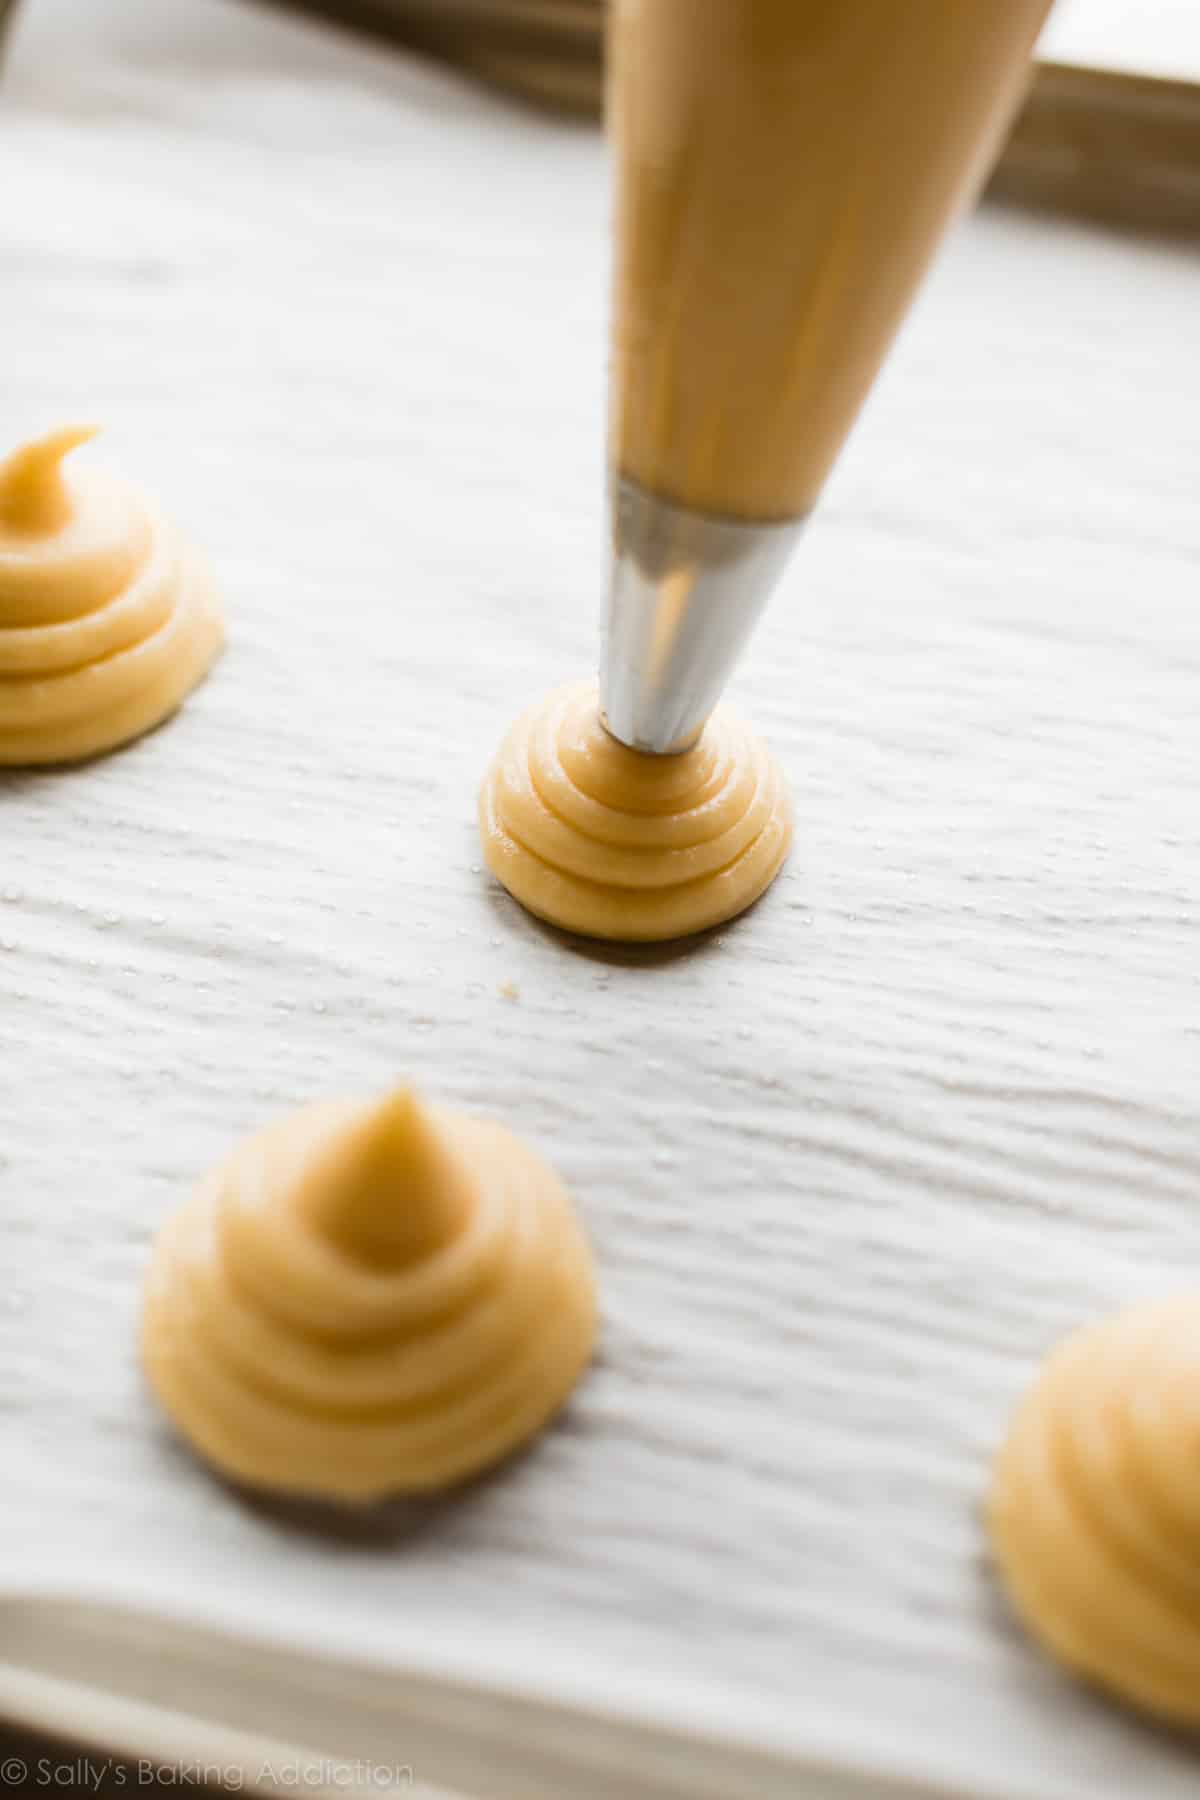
600,0,1055,756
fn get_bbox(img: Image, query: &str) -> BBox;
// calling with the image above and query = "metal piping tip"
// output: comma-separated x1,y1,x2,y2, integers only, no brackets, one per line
599,476,805,755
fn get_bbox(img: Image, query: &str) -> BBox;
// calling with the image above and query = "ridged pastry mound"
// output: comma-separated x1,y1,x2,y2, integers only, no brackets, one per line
990,1294,1200,1727
0,425,223,765
479,681,791,941
142,1088,598,1501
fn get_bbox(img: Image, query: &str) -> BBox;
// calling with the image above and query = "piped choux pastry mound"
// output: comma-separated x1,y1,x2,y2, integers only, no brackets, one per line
141,1088,598,1502
990,1294,1200,1728
479,681,792,941
0,426,223,765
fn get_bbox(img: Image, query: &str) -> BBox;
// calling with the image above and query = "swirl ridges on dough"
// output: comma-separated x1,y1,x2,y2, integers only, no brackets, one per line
990,1294,1200,1727
0,426,223,765
479,681,791,941
142,1088,598,1502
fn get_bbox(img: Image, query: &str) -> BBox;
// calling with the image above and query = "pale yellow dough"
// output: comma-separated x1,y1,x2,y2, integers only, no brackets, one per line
141,1088,597,1502
0,425,223,765
479,682,792,942
990,1294,1200,1728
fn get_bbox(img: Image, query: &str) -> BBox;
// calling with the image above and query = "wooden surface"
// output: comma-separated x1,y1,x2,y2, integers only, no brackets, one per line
993,64,1200,236
2,1,1200,1795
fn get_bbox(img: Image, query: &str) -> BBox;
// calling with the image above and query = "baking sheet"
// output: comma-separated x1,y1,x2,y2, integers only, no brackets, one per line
3,1,1200,1795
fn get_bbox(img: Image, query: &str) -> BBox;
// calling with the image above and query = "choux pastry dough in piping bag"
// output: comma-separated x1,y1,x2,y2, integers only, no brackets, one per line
141,1087,598,1502
0,425,223,765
